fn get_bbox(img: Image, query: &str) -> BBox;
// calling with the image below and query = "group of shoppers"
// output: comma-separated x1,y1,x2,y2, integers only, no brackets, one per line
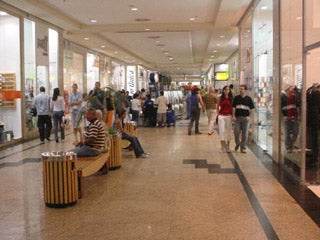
187,84,255,154
33,83,83,144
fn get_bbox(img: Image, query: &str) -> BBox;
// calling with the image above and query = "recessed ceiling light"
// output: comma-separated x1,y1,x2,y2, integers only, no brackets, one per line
220,35,225,38
189,16,197,21
212,50,217,52
261,6,267,10
145,28,150,31
101,45,105,48
131,7,138,11
0,11,8,16
84,37,89,40
296,16,302,20
90,19,97,23
114,51,118,54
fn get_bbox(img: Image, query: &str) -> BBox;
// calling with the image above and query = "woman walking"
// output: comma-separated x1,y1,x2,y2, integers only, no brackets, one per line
51,88,65,143
217,85,233,152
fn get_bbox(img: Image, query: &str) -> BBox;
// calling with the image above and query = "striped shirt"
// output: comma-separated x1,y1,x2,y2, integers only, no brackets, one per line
232,95,255,117
85,119,105,150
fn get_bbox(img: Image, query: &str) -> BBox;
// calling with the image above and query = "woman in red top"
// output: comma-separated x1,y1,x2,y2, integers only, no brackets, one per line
216,85,233,153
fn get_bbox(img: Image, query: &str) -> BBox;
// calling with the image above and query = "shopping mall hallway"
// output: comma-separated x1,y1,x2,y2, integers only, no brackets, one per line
1,115,320,240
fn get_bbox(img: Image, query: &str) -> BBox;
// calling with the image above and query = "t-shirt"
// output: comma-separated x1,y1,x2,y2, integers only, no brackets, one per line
156,96,168,114
232,95,255,117
85,119,105,150
219,97,232,115
69,92,82,112
203,93,219,109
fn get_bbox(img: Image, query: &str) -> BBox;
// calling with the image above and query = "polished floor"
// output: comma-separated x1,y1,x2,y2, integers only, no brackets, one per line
1,116,320,240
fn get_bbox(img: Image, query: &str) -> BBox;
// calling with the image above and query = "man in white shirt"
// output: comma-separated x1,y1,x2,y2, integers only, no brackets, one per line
32,86,52,144
155,90,168,127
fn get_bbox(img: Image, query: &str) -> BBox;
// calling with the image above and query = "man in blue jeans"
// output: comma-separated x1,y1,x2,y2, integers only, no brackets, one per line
232,85,255,153
70,108,106,157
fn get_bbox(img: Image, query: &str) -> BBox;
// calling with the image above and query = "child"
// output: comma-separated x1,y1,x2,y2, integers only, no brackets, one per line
166,104,176,127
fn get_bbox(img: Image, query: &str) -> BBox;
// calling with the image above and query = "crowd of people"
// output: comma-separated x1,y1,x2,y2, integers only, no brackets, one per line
32,82,255,158
185,84,255,153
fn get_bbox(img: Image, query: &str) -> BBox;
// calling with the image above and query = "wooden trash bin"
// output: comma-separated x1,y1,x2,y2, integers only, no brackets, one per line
109,134,122,170
42,151,78,208
121,121,137,148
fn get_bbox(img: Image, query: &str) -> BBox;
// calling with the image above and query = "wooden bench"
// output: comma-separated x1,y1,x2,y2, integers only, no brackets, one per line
75,151,110,198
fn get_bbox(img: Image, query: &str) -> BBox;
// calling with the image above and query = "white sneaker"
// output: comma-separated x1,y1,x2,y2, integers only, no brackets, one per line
138,153,148,158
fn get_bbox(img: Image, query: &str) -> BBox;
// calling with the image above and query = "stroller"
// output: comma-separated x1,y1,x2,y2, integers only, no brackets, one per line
166,104,176,127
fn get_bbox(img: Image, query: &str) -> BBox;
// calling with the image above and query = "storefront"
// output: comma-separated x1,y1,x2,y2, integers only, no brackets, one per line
252,0,274,154
280,0,320,184
87,53,100,92
0,10,21,144
0,4,61,146
111,60,125,90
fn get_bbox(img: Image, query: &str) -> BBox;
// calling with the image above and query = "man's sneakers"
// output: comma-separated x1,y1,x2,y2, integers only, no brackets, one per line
137,153,149,158
235,144,246,153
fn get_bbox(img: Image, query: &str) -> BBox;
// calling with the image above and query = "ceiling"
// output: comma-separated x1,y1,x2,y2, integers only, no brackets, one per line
1,0,252,79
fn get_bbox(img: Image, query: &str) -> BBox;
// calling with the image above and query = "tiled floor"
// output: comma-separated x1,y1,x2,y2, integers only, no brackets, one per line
1,116,320,239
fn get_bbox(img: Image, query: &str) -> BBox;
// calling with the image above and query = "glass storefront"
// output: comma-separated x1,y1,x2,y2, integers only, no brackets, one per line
280,0,304,180
24,18,37,138
87,53,99,92
305,0,320,47
252,0,273,153
49,28,58,89
239,15,253,87
111,61,125,90
0,11,22,143
304,0,320,184
100,56,111,88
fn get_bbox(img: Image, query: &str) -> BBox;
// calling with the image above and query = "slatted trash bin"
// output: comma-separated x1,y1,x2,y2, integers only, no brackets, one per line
121,121,137,148
109,134,122,170
42,151,78,208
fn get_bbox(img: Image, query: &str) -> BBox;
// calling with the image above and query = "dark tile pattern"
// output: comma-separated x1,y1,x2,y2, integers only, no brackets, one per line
183,159,237,174
0,158,41,168
184,157,279,239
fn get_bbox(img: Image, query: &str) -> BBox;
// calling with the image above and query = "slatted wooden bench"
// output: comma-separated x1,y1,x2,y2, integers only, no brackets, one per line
75,151,110,198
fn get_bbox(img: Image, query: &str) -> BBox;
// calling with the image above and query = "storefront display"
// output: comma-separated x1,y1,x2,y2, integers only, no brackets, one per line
252,0,273,153
87,53,99,91
0,11,22,144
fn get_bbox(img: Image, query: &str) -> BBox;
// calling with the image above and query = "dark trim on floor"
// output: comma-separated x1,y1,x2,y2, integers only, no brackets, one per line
249,142,320,227
228,153,279,239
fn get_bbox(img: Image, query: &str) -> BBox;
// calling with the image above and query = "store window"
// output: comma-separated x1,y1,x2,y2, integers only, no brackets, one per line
239,15,253,88
305,0,320,47
24,18,37,137
63,50,84,96
0,11,21,143
252,0,273,153
280,0,303,180
100,56,110,87
87,53,99,92
111,61,125,90
49,28,58,89
304,0,320,183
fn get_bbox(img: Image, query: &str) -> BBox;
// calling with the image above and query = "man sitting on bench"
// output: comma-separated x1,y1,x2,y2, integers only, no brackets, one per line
70,108,106,157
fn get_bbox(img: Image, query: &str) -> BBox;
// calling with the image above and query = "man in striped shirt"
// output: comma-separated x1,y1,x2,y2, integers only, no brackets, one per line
70,108,106,157
232,85,255,153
